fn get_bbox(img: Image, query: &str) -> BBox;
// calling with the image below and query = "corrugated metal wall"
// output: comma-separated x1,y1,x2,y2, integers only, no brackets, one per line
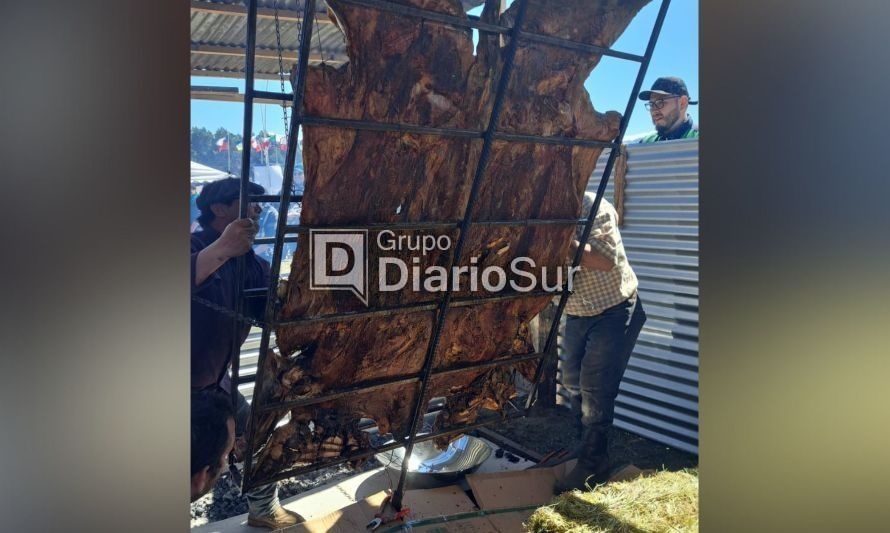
587,138,699,454
237,329,263,402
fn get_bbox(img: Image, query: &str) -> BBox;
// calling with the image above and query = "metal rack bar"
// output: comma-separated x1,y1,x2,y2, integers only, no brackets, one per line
228,0,260,412
229,0,673,494
252,235,300,245
252,89,293,101
270,289,564,328
242,409,527,491
524,0,673,411
255,350,546,414
390,0,531,509
241,0,318,490
338,0,644,62
256,375,422,413
516,30,645,63
282,221,458,233
281,216,582,234
301,115,482,139
301,114,616,148
250,194,303,203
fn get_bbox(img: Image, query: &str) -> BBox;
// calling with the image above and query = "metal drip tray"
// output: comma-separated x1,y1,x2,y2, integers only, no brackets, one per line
375,434,492,488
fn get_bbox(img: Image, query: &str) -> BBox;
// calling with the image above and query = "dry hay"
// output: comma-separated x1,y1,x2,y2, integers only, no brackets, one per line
526,469,699,532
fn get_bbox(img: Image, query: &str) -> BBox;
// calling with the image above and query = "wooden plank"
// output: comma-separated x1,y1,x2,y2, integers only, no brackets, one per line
191,69,284,80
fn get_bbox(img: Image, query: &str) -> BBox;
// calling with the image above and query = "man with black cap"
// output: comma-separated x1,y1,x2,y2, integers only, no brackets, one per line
191,177,304,528
637,76,699,142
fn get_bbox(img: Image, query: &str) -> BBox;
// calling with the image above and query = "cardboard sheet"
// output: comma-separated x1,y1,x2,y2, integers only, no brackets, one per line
281,461,650,532
285,486,476,533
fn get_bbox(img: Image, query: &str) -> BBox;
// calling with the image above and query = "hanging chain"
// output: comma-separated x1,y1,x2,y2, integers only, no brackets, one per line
273,0,289,136
314,9,326,64
192,294,263,327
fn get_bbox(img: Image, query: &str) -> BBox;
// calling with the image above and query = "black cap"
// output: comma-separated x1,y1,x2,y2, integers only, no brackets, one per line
196,177,265,212
638,77,698,105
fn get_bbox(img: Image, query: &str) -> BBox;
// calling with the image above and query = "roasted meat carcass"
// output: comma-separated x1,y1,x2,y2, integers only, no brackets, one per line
246,0,650,484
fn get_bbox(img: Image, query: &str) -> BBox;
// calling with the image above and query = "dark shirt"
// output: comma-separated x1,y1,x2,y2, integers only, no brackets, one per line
191,228,270,391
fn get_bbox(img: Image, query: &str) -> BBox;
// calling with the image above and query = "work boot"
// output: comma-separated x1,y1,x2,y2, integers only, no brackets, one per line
247,504,305,530
553,427,611,494
569,394,584,438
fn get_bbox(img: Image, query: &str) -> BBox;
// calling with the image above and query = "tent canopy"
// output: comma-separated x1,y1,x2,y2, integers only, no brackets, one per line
191,161,231,183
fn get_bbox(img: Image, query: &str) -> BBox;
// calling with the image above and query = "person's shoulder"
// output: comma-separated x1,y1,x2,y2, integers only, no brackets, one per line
636,131,659,143
582,192,617,217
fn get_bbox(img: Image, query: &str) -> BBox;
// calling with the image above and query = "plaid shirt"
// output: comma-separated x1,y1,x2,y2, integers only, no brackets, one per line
563,193,638,316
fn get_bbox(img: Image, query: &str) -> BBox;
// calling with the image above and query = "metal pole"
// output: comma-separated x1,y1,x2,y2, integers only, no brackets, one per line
241,0,317,490
227,0,259,418
524,0,673,411
391,0,531,510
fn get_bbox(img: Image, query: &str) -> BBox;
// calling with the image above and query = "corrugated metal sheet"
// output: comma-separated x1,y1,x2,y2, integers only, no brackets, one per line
191,1,349,78
191,0,484,79
236,328,264,402
587,138,699,454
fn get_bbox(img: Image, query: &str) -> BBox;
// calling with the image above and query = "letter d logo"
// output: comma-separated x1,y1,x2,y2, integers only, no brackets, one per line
310,229,368,305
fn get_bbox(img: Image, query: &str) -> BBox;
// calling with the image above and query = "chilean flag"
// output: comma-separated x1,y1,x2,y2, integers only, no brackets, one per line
216,137,229,152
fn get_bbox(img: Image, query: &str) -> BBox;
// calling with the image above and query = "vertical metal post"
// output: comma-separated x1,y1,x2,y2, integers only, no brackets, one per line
241,0,317,491
524,0,673,410
391,0,531,510
229,0,260,414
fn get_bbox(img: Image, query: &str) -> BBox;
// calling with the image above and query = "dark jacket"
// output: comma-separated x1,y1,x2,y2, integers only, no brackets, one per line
191,228,269,391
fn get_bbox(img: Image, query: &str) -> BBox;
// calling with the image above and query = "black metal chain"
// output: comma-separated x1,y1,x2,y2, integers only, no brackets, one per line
273,0,290,135
314,9,326,64
192,294,262,327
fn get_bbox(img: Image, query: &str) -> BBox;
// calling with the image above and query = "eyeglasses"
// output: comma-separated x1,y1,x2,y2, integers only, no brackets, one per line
644,96,680,111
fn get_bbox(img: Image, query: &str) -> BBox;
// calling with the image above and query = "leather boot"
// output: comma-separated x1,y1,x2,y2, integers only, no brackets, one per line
553,427,611,494
247,503,305,530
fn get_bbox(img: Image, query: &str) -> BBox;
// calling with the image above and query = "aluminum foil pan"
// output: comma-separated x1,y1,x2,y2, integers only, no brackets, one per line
374,434,493,489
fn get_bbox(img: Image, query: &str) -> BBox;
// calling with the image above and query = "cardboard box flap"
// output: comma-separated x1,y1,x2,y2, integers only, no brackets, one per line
285,486,477,532
465,461,576,511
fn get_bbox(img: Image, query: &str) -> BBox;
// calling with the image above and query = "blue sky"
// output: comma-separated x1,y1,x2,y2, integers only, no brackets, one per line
191,0,697,139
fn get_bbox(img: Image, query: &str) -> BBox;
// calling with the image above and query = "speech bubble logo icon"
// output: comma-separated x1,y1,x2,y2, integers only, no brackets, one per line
309,229,368,305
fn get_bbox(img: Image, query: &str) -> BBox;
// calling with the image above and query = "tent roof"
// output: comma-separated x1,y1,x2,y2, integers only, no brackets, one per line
191,161,231,183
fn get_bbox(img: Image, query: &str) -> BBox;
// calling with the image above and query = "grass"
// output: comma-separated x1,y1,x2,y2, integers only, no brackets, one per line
526,469,699,533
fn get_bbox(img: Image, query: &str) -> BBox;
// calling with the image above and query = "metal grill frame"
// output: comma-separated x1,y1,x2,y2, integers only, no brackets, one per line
215,0,672,506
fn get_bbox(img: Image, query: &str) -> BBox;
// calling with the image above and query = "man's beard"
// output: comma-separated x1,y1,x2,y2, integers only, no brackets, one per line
655,109,681,134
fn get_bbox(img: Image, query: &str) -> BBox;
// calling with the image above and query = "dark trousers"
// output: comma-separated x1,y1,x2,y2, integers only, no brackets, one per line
233,390,278,514
561,295,647,431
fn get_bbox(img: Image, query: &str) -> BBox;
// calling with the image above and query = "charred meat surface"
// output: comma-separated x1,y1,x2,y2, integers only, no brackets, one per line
247,0,650,485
